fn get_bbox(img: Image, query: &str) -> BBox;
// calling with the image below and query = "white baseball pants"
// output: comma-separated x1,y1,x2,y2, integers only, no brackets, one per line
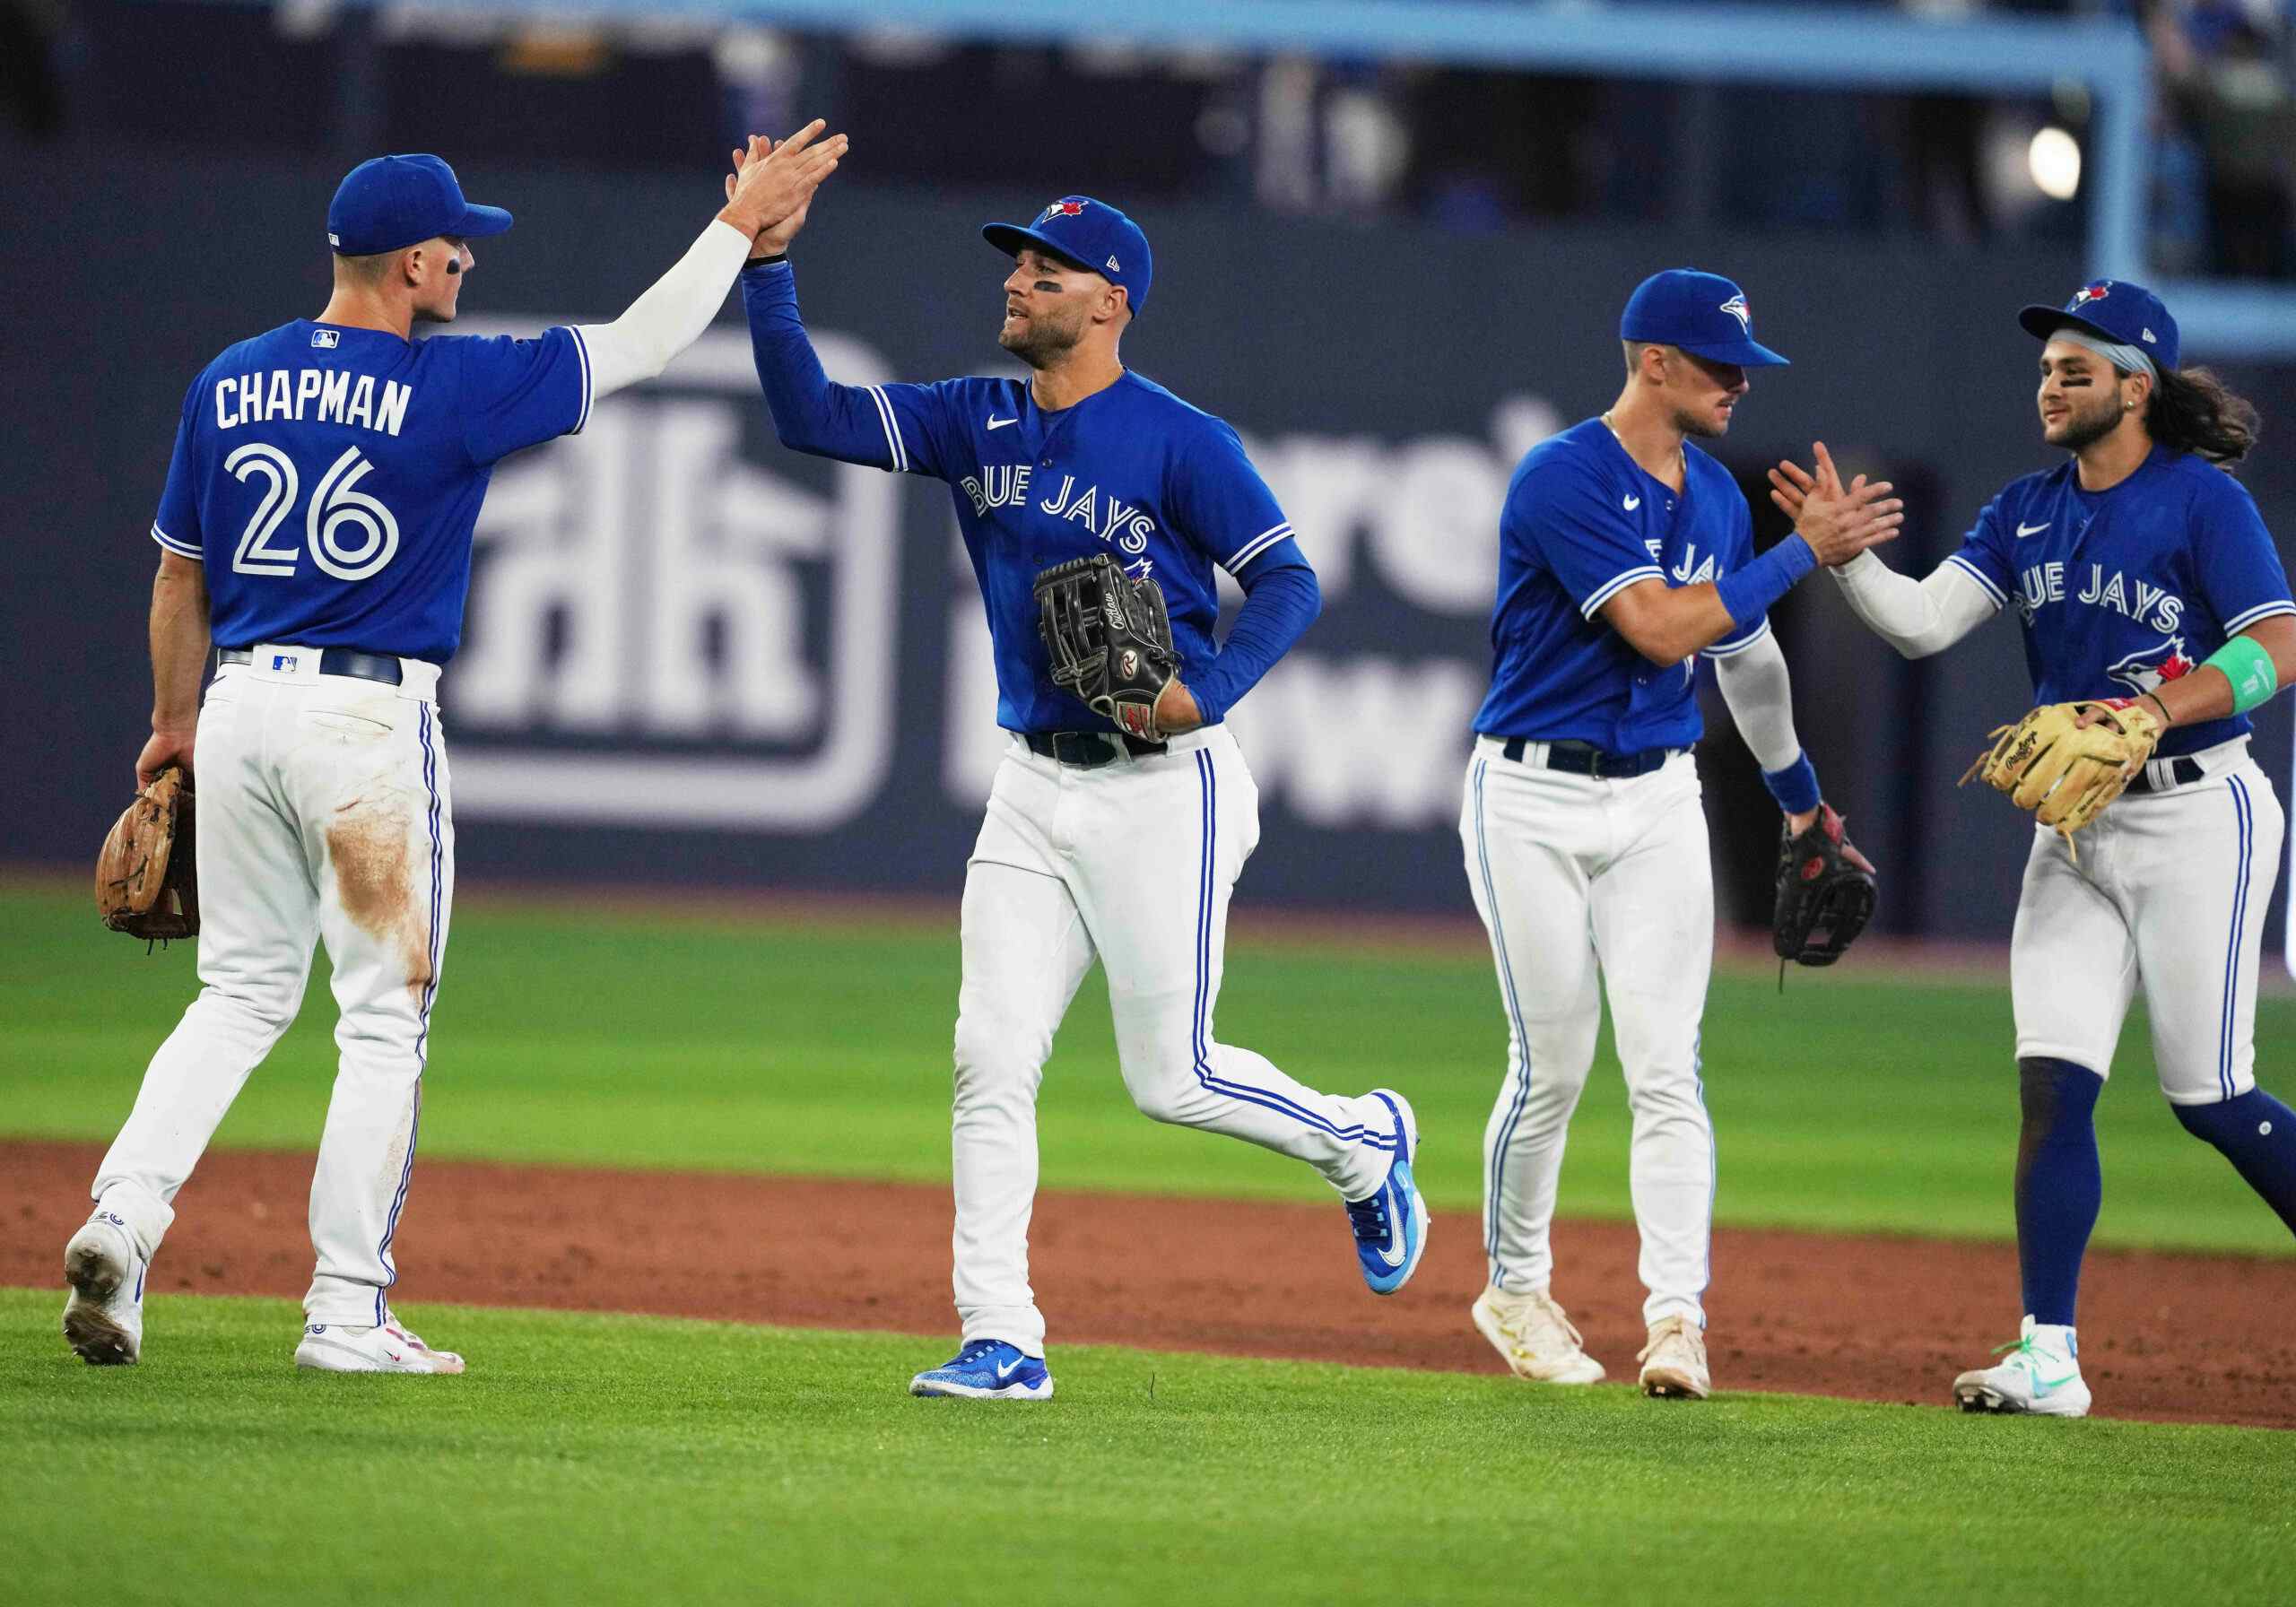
2013,742,2283,1102
90,650,453,1325
951,725,1399,1357
1459,738,1717,1328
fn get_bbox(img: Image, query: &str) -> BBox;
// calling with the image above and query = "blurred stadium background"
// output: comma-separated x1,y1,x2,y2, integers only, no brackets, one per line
6,0,2296,946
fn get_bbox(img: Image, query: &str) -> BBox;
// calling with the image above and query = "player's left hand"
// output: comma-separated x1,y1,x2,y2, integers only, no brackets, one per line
136,727,196,788
1153,680,1204,736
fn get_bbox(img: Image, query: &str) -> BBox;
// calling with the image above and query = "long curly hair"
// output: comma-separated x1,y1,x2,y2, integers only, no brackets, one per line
2142,365,2262,470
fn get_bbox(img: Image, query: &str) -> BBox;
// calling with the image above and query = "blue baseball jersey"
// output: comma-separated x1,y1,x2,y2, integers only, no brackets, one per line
150,318,593,663
1474,418,1767,750
743,262,1309,733
1944,446,2294,758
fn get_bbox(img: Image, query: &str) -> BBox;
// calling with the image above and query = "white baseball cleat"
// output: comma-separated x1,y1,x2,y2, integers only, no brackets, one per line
1471,1285,1605,1385
62,1211,147,1367
295,1314,465,1374
1637,1315,1711,1400
1952,1316,2091,1418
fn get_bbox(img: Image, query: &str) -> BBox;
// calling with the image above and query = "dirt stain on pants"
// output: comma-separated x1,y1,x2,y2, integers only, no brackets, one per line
326,795,433,1003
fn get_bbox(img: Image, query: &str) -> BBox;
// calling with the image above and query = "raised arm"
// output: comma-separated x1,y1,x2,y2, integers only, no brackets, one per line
576,122,846,402
1768,447,1996,659
1602,447,1902,666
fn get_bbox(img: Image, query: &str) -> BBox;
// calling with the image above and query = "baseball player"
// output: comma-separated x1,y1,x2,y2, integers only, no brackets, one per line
735,177,1426,1401
1779,281,2296,1417
1462,270,1900,1399
61,130,845,1372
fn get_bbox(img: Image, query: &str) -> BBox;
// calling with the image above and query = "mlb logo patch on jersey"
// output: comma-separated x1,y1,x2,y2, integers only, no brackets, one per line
311,329,341,349
270,654,300,672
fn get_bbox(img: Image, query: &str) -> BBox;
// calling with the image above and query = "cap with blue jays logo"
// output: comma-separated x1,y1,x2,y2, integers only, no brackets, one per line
2018,279,2179,370
1619,268,1789,368
981,195,1153,317
327,153,514,257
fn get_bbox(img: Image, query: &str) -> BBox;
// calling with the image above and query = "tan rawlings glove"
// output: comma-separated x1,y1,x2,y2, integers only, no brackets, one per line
95,765,199,944
1961,699,2161,852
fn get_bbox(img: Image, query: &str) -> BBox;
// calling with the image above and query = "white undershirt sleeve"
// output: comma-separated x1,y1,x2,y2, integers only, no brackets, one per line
1828,549,1999,659
574,219,756,403
1709,629,1804,775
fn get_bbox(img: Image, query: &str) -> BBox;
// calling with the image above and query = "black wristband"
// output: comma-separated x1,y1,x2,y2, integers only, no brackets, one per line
746,252,787,268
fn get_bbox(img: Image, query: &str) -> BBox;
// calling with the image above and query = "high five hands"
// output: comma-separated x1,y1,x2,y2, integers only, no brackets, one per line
1766,442,1905,567
718,120,848,256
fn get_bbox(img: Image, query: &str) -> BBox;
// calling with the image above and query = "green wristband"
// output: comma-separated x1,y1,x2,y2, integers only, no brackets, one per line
2202,633,2279,714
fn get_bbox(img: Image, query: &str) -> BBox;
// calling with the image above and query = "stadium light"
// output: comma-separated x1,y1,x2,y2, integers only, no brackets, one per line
2029,126,2082,203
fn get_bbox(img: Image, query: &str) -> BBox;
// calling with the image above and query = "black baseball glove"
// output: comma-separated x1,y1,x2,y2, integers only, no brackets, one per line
1033,552,1181,740
1773,804,1874,968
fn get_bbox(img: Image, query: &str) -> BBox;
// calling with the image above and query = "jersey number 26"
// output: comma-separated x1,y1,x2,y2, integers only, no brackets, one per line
224,443,401,582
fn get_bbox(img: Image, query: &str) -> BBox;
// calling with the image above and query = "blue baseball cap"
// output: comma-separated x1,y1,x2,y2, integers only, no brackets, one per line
982,196,1153,317
2018,279,2179,370
1620,268,1789,368
327,154,513,257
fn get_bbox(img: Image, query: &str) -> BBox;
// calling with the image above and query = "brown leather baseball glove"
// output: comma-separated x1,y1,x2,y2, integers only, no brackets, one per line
95,766,199,943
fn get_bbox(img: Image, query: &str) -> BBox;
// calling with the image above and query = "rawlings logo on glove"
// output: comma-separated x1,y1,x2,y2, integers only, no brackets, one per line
95,765,199,945
1962,699,2161,856
1033,553,1180,741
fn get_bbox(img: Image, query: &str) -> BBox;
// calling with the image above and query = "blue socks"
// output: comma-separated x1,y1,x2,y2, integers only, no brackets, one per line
2015,1057,2103,1328
2174,1087,2296,1235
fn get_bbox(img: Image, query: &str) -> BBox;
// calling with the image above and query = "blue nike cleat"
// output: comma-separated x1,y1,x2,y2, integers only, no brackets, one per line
1347,1088,1427,1295
909,1338,1055,1401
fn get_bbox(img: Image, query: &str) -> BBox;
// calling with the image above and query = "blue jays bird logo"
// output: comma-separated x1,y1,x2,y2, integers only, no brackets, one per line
1039,200,1088,223
1719,293,1752,334
2107,634,2196,696
2068,283,2111,310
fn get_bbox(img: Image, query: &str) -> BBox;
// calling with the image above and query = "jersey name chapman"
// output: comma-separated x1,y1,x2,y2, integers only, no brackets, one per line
2016,560,2185,632
213,368,413,437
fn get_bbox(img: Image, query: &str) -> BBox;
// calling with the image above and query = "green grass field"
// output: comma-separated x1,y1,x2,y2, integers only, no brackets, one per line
5,883,2292,1252
10,881,2293,1604
6,1291,2292,1606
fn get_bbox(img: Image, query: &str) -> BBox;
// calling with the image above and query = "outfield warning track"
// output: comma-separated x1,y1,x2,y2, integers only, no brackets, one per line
8,1140,2292,1427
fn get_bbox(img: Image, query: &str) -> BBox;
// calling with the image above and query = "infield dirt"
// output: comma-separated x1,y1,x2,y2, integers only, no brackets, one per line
9,1138,2292,1427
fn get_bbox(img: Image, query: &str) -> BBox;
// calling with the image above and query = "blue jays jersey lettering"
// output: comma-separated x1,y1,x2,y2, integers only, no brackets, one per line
743,261,1305,733
150,319,592,663
1944,445,2293,757
1474,417,1765,751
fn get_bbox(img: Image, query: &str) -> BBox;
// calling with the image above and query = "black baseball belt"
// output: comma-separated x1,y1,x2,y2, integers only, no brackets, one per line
1024,731,1169,769
217,647,404,686
1496,736,1683,779
2126,756,2205,795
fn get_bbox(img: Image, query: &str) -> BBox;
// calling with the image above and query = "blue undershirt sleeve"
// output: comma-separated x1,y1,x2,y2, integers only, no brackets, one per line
740,259,949,477
1186,544,1320,723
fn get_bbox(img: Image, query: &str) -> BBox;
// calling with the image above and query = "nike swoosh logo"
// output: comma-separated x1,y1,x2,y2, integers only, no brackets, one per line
1376,1180,1406,1268
2017,521,2049,537
2030,1367,2075,1395
987,416,1018,430
995,1355,1027,1381
1623,495,1641,510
